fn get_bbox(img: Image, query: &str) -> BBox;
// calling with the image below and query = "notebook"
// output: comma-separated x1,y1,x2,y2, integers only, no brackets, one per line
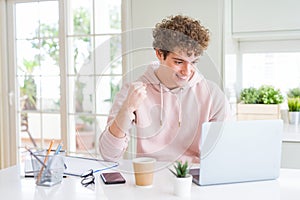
190,120,283,186
24,155,118,177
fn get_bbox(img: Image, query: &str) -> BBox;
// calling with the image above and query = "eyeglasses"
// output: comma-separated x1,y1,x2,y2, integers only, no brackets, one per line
81,169,95,187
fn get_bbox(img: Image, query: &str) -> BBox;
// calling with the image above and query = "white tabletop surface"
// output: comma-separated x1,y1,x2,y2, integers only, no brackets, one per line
1,159,300,200
103,160,300,200
0,165,107,200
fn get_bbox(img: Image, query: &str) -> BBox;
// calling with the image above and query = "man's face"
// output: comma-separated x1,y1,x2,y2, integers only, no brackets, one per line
156,50,199,88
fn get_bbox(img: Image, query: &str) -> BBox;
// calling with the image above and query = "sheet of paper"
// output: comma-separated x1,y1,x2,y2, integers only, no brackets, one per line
63,156,118,176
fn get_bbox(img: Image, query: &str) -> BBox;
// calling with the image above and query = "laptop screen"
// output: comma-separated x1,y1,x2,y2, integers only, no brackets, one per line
192,120,283,186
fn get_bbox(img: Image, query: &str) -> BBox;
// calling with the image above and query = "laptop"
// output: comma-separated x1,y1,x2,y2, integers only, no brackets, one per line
190,120,283,186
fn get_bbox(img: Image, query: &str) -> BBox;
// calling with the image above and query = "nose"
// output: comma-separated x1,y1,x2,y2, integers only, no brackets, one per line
181,63,194,76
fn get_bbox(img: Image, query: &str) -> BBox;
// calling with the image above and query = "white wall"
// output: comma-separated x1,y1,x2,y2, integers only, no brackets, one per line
121,0,225,159
224,0,300,107
227,0,300,169
232,0,300,37
122,0,224,87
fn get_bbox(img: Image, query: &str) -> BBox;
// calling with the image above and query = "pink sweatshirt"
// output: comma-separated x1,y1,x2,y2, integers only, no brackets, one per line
99,63,232,163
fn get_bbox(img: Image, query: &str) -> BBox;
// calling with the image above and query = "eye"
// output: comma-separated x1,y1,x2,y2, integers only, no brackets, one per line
174,61,183,65
191,61,198,65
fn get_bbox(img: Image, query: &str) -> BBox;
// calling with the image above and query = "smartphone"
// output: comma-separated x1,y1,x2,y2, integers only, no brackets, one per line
100,172,126,184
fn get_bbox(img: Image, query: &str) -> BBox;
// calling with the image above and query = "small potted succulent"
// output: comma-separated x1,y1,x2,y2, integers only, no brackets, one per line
287,87,300,125
169,161,192,197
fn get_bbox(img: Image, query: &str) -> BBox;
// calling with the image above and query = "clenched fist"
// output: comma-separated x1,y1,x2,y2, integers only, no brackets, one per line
110,82,147,137
124,82,147,113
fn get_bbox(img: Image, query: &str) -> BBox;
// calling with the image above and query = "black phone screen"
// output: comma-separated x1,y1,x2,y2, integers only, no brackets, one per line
100,172,126,184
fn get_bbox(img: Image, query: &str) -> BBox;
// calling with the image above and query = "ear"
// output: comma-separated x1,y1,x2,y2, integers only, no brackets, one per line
155,49,164,61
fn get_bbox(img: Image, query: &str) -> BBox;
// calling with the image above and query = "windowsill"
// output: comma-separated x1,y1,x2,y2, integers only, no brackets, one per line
283,124,300,142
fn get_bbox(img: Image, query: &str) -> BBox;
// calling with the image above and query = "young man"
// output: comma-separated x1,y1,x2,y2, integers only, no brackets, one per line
99,15,231,163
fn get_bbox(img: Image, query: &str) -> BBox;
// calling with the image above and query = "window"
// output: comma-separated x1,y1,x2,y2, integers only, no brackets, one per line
228,40,300,100
15,1,61,150
66,0,122,153
8,0,122,162
242,52,300,93
239,40,300,94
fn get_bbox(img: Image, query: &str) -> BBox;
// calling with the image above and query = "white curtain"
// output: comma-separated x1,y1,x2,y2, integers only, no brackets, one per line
0,0,14,169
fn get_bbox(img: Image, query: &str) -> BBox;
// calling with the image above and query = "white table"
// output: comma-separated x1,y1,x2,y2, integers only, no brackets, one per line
1,160,300,200
0,165,107,200
104,160,300,200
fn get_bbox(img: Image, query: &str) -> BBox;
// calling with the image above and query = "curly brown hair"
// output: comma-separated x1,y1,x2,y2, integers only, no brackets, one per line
152,15,210,59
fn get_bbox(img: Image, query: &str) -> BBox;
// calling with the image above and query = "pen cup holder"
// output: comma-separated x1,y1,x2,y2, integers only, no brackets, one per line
31,154,65,187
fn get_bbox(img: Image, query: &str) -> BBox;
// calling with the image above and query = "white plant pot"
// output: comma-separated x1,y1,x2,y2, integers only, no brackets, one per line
289,112,300,125
173,174,192,197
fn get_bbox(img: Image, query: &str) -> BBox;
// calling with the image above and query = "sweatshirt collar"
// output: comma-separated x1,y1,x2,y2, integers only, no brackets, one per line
140,62,204,127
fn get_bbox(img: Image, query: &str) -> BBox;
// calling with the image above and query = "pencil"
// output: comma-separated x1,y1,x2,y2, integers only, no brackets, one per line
24,146,47,168
54,141,63,155
36,140,54,184
54,141,67,169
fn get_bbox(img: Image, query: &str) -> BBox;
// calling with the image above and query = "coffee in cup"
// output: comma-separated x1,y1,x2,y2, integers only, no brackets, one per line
132,157,156,187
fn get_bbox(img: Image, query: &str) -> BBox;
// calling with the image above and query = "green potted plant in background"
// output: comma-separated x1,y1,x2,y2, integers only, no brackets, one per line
19,58,39,110
287,87,300,125
237,85,284,120
169,161,192,197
